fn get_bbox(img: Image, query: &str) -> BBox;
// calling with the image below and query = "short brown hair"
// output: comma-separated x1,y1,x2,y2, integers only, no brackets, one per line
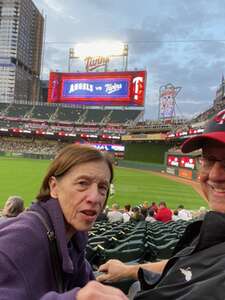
36,144,113,202
2,196,24,217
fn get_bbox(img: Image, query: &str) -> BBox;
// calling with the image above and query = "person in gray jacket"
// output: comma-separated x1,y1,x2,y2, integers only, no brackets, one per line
0,144,127,300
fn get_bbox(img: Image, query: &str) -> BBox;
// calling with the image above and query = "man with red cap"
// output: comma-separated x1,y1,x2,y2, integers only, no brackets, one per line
97,109,225,299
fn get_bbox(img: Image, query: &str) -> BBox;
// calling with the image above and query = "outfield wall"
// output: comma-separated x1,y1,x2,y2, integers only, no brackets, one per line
118,160,164,172
122,143,200,182
124,142,173,164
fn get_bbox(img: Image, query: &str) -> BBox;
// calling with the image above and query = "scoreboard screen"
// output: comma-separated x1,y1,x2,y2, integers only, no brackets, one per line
48,71,146,106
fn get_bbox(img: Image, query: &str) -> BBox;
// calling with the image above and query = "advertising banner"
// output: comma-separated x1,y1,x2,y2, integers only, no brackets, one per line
122,133,166,141
178,168,193,180
166,155,196,170
166,167,176,175
75,142,125,152
179,156,195,170
167,155,179,167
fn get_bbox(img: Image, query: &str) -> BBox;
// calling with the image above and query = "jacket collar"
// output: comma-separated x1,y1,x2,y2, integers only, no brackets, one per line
31,199,88,274
174,211,225,257
195,211,225,251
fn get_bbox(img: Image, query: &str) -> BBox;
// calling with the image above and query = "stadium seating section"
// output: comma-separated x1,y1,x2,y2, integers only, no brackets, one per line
86,219,190,294
0,102,142,125
86,219,189,269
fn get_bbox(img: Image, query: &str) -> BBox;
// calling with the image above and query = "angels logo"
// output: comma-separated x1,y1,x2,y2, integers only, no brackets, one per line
213,109,225,124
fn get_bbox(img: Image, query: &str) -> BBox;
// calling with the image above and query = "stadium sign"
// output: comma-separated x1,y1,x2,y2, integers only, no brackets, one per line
48,71,146,106
63,79,128,98
84,56,109,72
75,142,125,153
122,133,166,141
159,83,181,119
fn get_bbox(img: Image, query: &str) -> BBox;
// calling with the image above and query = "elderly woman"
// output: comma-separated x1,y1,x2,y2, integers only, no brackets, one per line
0,144,127,300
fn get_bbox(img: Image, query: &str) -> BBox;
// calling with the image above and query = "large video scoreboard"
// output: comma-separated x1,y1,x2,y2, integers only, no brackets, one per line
48,70,146,106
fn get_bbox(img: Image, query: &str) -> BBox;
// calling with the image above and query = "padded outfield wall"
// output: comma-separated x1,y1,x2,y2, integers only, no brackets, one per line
124,141,174,164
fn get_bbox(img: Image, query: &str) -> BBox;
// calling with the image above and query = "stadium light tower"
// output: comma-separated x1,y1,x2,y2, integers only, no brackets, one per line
68,41,128,72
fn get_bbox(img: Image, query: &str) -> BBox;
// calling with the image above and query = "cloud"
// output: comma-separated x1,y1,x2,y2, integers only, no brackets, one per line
42,0,64,14
33,0,225,120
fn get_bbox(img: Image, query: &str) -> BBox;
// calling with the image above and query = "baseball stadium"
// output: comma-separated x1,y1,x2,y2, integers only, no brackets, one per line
0,55,223,293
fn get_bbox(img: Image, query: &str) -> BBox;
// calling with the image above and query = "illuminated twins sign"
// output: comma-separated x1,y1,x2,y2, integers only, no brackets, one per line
84,56,110,72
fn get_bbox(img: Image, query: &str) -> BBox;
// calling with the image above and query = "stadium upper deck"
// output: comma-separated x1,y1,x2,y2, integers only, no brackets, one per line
0,102,142,125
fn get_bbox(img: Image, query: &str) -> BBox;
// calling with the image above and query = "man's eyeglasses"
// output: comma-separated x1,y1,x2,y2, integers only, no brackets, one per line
200,156,225,169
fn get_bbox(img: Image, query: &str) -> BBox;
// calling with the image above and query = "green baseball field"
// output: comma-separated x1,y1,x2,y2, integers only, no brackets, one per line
0,157,206,210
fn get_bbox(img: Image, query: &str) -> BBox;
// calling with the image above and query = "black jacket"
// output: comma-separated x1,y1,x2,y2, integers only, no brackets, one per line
135,211,225,300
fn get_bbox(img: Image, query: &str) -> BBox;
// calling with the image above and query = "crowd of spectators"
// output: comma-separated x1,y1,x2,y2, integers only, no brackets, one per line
0,138,63,155
105,201,205,224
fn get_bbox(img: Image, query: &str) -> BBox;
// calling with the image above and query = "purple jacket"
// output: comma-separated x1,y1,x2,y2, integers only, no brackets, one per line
0,198,95,299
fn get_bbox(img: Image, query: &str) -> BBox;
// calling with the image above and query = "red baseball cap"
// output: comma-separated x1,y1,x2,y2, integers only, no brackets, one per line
181,109,225,153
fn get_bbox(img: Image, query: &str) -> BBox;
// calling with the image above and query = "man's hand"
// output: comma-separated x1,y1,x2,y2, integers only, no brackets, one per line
96,259,167,283
96,259,137,282
77,281,128,300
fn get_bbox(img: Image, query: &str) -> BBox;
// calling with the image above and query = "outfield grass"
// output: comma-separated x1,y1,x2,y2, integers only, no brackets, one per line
109,167,206,210
0,157,206,210
0,157,49,207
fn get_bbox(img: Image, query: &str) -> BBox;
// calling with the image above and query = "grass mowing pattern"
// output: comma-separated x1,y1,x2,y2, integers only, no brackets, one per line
0,157,49,207
0,157,206,210
109,167,206,210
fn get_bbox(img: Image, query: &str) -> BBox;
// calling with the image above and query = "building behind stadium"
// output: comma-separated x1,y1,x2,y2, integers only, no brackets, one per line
0,0,44,104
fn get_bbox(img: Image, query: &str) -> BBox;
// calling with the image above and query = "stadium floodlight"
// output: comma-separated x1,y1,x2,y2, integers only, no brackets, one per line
73,41,126,58
68,41,128,72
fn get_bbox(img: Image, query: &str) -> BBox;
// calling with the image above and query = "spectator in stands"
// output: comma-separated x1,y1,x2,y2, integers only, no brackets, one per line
123,204,132,222
0,144,127,300
1,195,24,218
107,203,123,223
140,206,148,219
130,206,145,222
155,201,172,223
96,208,109,222
145,209,156,223
140,202,148,218
143,201,149,209
195,206,208,219
149,201,158,214
172,209,180,221
177,204,192,220
97,109,225,300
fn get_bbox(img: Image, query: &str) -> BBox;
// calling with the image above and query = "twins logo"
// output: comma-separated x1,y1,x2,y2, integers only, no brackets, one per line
133,76,144,100
85,56,109,72
179,267,192,282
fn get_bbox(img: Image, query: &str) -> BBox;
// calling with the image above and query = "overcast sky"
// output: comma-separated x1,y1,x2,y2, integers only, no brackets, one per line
33,0,225,120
